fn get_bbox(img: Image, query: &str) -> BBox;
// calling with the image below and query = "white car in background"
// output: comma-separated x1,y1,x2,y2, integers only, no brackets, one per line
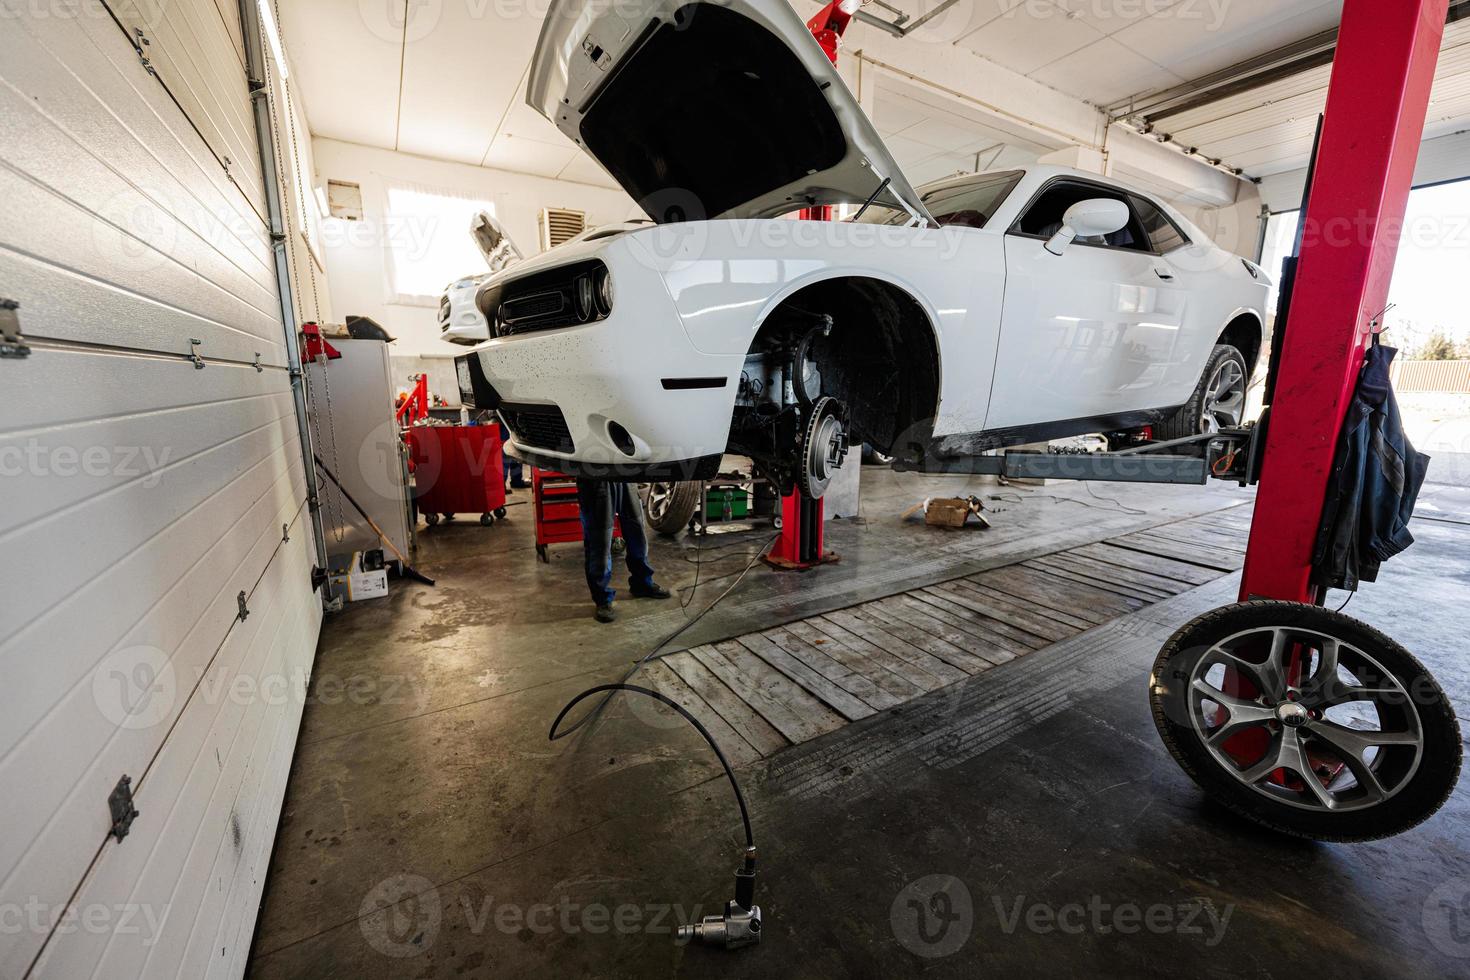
459,0,1270,496
440,212,654,344
439,210,523,345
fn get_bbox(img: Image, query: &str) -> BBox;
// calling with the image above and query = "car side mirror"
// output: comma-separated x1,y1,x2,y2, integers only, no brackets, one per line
1044,198,1132,255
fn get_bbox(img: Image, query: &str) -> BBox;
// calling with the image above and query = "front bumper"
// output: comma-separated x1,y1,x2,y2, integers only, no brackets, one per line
473,248,744,474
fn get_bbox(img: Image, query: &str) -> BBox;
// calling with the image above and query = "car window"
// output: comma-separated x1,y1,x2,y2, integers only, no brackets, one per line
855,171,1022,228
1011,180,1151,252
1128,194,1190,253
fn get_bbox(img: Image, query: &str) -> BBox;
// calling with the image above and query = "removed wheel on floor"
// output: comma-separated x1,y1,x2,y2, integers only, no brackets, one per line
1149,600,1461,842
643,481,701,537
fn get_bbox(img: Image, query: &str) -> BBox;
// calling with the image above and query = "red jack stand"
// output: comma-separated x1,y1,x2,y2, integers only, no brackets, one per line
759,0,857,574
762,492,838,571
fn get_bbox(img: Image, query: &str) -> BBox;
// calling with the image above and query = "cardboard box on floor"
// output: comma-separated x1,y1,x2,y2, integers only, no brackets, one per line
921,496,991,529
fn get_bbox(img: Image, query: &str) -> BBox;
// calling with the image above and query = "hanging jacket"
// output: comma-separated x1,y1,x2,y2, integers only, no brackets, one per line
1312,343,1429,591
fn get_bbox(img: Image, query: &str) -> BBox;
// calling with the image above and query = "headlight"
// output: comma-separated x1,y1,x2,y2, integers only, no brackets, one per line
594,266,613,316
573,274,595,322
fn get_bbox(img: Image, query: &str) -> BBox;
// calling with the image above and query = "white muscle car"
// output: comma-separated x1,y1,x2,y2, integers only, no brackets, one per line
457,0,1269,497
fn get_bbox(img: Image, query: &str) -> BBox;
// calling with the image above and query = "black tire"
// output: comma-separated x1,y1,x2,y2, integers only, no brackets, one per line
1149,600,1461,842
643,481,701,537
1154,344,1248,442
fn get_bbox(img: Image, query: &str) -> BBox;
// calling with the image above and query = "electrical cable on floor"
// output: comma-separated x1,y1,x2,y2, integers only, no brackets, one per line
986,486,1149,516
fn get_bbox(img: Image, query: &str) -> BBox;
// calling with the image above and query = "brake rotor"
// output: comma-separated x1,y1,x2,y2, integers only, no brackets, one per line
799,396,849,499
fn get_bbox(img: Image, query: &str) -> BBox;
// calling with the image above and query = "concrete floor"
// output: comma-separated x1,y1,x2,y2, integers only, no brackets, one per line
246,471,1470,978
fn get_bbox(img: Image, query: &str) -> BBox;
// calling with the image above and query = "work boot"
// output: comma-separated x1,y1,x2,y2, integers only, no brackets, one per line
594,603,616,623
631,582,671,600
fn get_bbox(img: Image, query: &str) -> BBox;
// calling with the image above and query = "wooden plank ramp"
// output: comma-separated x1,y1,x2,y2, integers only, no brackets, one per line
644,506,1250,758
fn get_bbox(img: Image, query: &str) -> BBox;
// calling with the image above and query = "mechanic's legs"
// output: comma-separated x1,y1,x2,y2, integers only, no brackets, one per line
612,484,668,600
576,479,616,620
500,423,527,488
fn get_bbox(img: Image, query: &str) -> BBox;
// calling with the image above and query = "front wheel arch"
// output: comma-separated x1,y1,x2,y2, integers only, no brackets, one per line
739,275,942,464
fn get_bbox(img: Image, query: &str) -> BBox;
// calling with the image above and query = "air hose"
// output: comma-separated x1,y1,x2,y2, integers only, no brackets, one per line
544,531,780,948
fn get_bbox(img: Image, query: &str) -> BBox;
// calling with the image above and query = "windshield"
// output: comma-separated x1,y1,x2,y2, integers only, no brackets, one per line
856,170,1024,228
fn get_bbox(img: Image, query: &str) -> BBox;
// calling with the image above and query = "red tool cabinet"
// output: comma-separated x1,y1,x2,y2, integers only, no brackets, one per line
531,468,621,562
406,424,506,526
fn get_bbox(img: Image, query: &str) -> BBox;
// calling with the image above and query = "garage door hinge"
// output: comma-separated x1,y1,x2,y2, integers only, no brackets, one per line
189,338,205,369
253,352,264,372
0,299,29,359
108,775,139,841
132,28,156,77
237,590,250,621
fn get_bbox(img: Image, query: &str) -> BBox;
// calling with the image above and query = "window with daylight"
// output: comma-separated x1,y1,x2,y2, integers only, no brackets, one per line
383,183,498,305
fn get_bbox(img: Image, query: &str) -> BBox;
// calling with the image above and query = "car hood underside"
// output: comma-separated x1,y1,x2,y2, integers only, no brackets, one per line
527,0,932,224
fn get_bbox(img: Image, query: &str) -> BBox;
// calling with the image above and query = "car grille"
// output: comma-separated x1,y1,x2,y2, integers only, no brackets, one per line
499,404,575,454
437,294,450,329
480,259,608,338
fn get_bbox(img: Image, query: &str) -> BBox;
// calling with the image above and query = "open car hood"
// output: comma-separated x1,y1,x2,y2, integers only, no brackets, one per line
470,210,524,273
527,0,933,224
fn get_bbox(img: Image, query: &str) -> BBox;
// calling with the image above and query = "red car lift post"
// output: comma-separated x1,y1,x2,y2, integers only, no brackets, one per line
1145,0,1462,842
764,0,859,570
1239,0,1448,604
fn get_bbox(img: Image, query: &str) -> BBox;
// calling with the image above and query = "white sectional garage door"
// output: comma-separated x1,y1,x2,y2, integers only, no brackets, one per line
0,2,321,976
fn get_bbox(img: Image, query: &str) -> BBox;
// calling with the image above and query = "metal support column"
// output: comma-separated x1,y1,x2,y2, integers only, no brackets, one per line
237,0,333,599
1238,0,1449,603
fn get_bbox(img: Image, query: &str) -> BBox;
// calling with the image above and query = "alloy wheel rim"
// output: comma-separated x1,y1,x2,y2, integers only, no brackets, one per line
1186,625,1424,812
646,482,674,521
1201,360,1246,433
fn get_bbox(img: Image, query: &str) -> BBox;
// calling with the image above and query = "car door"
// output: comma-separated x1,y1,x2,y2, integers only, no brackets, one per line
985,179,1189,433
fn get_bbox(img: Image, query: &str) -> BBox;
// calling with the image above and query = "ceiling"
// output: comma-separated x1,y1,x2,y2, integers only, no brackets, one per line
927,0,1346,108
1132,17,1470,178
278,0,619,188
279,0,1469,191
870,75,1052,184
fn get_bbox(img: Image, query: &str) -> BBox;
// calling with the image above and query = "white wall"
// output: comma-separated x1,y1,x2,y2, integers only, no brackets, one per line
310,138,636,397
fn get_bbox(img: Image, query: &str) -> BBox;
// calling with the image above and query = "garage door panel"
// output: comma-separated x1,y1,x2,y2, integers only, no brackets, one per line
0,250,286,371
112,0,265,209
16,516,319,979
0,458,308,978
0,411,302,736
2,345,288,435
0,28,273,298
17,3,268,247
0,168,284,356
0,129,278,341
89,0,266,218
2,349,293,528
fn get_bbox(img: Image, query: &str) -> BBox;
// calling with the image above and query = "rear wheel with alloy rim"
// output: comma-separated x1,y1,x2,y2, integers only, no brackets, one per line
1150,601,1461,841
1155,344,1249,441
